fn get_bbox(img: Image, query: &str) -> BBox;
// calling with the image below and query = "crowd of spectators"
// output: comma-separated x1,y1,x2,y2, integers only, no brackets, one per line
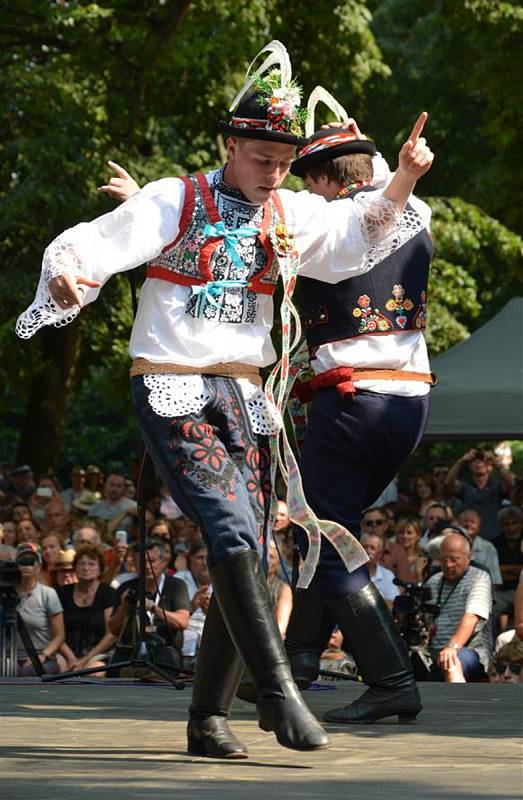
0,443,522,685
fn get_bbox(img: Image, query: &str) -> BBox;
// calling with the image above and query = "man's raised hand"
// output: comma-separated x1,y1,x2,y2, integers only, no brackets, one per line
398,112,434,180
98,160,141,203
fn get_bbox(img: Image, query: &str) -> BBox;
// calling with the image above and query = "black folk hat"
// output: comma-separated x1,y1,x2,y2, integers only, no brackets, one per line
290,129,377,177
219,40,307,147
290,85,377,177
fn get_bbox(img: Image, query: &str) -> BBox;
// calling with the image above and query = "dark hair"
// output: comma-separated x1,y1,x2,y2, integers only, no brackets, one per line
189,538,207,557
305,153,374,185
73,543,106,574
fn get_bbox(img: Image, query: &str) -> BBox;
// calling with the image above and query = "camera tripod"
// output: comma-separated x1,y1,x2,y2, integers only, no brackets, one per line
0,589,44,677
43,449,184,688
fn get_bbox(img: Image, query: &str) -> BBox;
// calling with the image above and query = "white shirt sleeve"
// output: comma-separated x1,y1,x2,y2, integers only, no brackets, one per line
16,178,185,339
279,185,426,285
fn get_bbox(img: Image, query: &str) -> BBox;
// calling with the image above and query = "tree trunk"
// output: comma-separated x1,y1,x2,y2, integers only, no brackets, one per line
16,320,82,475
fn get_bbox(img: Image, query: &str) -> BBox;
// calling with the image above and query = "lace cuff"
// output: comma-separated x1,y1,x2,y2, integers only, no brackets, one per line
353,191,425,272
16,241,84,339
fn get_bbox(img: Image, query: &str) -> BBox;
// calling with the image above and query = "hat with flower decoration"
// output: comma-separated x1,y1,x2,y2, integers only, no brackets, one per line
290,86,376,177
219,41,307,146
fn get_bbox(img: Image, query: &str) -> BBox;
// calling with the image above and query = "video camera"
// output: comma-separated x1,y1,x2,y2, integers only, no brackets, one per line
392,578,439,680
0,561,21,610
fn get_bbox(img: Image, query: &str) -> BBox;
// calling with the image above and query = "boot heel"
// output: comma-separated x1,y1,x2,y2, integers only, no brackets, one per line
398,712,418,723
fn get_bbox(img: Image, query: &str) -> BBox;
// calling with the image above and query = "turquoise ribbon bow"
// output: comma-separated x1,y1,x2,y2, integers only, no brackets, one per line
191,279,249,318
203,221,260,270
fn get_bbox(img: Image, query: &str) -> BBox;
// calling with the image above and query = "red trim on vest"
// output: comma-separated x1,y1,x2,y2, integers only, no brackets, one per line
147,173,282,296
161,175,195,252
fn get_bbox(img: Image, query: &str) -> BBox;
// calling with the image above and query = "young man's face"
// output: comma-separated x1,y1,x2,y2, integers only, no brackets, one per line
225,137,296,205
303,173,339,201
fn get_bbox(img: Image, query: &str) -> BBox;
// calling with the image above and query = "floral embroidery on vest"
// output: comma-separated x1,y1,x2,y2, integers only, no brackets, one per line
384,283,414,329
352,294,392,333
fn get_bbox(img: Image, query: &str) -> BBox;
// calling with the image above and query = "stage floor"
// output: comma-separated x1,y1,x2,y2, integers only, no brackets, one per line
1,679,521,799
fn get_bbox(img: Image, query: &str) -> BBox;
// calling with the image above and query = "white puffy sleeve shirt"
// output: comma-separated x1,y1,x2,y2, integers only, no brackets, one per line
16,171,408,371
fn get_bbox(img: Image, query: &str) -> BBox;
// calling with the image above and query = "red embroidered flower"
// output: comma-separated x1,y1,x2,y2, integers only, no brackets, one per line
358,294,371,308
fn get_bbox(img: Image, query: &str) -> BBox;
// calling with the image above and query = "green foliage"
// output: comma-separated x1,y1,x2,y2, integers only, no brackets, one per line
0,1,521,470
424,196,523,354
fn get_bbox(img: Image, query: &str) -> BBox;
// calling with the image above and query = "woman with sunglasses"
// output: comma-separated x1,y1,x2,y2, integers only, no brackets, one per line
15,543,65,675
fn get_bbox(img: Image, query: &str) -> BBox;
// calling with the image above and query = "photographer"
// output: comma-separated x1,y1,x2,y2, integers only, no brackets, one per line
426,533,492,682
108,537,190,674
15,543,65,675
445,448,515,539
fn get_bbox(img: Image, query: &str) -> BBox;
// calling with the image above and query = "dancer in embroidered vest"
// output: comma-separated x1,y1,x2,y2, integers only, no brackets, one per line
16,44,433,758
282,88,435,724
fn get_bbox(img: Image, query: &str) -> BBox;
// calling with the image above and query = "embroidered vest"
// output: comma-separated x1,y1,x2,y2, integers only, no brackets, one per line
147,172,282,296
301,185,433,349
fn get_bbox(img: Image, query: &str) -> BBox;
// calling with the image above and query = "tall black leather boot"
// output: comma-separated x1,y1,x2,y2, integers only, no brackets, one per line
212,549,330,751
236,577,335,703
323,581,422,724
187,594,248,758
285,577,336,688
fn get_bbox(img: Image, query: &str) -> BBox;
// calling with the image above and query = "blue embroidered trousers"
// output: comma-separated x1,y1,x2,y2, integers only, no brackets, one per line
131,375,271,569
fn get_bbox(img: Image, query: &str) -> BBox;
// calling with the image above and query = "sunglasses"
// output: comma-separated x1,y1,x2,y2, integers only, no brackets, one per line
494,662,522,676
364,519,386,527
18,556,38,566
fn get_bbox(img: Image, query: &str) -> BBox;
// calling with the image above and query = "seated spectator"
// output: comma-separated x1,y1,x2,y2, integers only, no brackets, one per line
420,502,454,551
43,501,73,547
11,502,33,524
361,507,412,582
445,448,515,540
16,517,41,545
409,472,438,518
61,466,87,511
73,524,102,548
107,537,190,675
54,549,78,587
70,490,100,521
15,543,65,675
7,465,35,501
176,539,212,668
395,518,427,582
29,478,61,526
58,544,116,672
89,473,137,526
85,464,103,498
1,519,17,546
272,500,295,575
426,533,492,682
124,478,136,500
360,532,399,609
458,509,502,586
431,462,450,501
492,506,523,631
267,539,293,637
40,532,65,587
490,640,523,684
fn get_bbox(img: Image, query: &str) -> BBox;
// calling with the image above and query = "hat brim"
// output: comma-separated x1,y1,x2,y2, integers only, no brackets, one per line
290,139,377,178
219,122,305,147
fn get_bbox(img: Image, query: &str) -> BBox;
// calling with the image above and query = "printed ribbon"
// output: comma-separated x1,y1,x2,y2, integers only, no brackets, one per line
264,216,368,589
191,279,249,318
203,221,260,270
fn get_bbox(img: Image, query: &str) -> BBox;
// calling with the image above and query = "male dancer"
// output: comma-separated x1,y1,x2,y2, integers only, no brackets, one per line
17,44,433,756
283,114,435,724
